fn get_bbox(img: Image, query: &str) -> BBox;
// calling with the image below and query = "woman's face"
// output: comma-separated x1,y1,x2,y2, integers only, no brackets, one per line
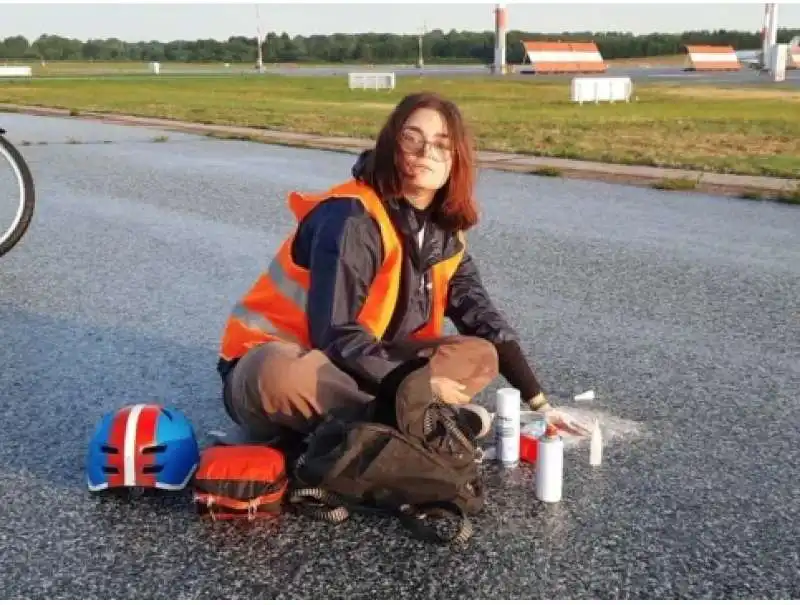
398,108,453,195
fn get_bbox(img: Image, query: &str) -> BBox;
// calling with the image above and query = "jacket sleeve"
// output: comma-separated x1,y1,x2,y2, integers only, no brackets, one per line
446,252,545,401
445,252,518,343
299,199,405,394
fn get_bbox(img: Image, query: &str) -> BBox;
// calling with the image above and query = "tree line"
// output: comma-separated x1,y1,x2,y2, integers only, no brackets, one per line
2,29,799,64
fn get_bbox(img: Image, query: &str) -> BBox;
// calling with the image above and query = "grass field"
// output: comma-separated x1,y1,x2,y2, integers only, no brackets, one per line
1,73,798,178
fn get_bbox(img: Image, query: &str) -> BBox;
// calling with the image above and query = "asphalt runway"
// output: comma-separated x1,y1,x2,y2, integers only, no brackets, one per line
1,112,799,599
20,61,800,87
258,62,800,87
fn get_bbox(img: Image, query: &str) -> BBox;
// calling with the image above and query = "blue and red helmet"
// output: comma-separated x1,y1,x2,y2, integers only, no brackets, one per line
86,403,200,492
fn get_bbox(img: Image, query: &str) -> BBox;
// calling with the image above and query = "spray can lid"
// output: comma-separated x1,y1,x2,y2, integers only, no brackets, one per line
544,424,558,439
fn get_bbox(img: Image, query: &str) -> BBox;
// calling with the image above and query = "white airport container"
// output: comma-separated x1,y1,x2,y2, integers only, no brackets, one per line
570,77,632,104
0,66,32,77
347,72,395,90
771,44,788,82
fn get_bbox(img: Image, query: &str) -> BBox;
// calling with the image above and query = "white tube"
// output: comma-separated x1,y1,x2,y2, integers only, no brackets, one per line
495,387,520,468
574,389,595,402
589,418,603,466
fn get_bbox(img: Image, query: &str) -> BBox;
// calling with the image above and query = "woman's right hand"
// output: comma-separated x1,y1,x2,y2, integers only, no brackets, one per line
430,376,471,404
529,393,590,437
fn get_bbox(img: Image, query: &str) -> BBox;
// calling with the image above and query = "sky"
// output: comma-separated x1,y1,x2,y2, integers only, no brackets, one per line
1,3,798,42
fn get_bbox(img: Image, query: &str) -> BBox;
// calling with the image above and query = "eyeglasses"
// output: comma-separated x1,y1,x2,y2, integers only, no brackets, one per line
399,129,452,162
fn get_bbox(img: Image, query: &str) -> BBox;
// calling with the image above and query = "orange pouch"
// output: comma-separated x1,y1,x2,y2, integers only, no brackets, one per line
192,444,288,520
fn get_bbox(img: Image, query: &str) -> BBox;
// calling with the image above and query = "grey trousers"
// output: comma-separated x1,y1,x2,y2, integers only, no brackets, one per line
223,335,499,436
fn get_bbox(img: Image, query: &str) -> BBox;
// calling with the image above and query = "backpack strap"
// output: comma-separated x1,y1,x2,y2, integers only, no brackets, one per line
207,428,282,447
288,484,474,548
288,485,399,523
288,487,351,523
397,501,474,548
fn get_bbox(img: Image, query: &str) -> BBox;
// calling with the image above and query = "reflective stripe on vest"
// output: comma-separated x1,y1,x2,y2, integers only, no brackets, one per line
219,179,465,362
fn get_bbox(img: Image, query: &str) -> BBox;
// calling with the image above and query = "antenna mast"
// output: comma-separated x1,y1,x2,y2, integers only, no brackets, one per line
255,4,264,73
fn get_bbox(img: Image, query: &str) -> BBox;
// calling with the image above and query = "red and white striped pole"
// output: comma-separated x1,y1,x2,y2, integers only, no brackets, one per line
494,4,507,75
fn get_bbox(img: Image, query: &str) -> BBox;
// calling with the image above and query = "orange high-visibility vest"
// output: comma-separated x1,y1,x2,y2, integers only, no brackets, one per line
219,179,466,362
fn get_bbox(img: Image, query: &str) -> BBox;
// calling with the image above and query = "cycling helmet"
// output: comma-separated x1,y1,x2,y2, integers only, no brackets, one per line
86,403,200,492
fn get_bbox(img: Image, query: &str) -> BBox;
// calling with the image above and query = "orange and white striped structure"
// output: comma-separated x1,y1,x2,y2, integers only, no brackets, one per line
520,41,607,74
493,4,508,74
683,45,741,71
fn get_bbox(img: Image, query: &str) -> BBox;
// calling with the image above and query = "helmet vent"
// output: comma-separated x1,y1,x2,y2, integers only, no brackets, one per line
101,445,119,454
143,465,163,474
102,466,119,474
142,444,166,454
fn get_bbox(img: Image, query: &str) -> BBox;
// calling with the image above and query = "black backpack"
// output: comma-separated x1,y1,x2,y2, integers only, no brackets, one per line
288,356,485,547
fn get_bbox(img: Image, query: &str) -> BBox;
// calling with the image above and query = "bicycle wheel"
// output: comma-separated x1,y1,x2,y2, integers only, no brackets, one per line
0,129,36,258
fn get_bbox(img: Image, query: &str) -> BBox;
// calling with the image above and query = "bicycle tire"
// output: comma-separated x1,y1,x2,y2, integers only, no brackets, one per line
0,130,36,258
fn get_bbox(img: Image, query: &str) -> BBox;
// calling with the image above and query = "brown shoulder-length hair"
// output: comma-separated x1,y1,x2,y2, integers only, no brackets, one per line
358,91,479,232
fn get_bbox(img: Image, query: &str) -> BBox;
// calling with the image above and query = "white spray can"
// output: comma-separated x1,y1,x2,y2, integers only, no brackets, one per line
495,387,520,468
535,424,563,502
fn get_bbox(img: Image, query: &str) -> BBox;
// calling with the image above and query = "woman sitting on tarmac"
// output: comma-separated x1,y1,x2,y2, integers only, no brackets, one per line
217,91,584,443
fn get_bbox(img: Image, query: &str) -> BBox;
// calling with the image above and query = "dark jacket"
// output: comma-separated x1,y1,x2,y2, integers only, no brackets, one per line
219,150,542,399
